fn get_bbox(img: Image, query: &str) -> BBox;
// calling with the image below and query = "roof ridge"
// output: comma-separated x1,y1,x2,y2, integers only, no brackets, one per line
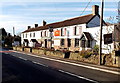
46,14,94,25
23,14,96,33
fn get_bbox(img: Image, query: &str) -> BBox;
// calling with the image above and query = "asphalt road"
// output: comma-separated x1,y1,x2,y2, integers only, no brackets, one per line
1,48,120,83
2,52,92,83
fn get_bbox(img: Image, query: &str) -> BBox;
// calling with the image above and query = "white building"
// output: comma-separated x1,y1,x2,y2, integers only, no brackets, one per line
21,5,119,54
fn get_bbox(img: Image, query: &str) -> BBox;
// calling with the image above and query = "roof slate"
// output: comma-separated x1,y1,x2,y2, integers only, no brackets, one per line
23,14,96,33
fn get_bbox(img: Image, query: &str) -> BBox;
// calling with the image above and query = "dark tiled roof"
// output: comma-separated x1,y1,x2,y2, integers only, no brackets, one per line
23,14,96,33
83,32,93,40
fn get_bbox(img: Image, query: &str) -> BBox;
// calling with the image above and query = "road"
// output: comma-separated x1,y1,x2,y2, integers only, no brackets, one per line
1,48,120,83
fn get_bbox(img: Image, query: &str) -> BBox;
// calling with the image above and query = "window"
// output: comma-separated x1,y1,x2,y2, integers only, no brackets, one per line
41,32,42,37
44,31,46,37
30,33,32,37
33,33,35,37
74,26,77,35
26,33,27,38
61,39,64,46
61,28,63,36
46,31,48,36
23,34,24,38
75,38,79,47
68,39,71,47
64,28,66,36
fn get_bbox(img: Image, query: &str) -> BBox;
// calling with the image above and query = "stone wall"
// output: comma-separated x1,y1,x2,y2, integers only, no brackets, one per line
13,46,120,67
16,47,23,51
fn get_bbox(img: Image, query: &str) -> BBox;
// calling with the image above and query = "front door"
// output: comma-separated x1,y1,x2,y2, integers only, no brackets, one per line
81,40,86,50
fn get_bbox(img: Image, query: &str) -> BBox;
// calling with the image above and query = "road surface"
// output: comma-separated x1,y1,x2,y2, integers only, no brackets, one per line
1,48,120,83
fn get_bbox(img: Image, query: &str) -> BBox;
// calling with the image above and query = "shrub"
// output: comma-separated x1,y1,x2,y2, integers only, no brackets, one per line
79,50,92,58
93,45,99,55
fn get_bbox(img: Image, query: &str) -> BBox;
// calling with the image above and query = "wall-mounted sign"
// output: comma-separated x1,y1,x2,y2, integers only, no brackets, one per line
54,30,60,36
104,33,113,44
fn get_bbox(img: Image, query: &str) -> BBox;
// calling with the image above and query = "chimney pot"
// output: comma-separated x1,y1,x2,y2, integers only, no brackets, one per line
92,5,99,15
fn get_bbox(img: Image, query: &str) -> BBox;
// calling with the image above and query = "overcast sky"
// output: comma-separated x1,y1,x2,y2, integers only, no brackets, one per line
0,0,119,35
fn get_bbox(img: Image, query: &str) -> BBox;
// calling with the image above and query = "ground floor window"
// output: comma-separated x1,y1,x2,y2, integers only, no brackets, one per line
75,38,79,47
68,39,71,47
61,39,64,46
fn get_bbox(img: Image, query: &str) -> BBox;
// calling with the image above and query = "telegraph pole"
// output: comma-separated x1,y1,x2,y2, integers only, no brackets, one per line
99,0,104,65
13,27,15,37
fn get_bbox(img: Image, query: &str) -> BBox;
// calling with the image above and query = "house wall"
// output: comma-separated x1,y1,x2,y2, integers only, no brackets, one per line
21,17,116,54
85,25,115,54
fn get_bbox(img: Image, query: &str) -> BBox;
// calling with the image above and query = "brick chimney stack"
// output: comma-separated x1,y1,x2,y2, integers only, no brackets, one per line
43,20,47,26
35,24,38,28
92,5,99,15
28,26,31,29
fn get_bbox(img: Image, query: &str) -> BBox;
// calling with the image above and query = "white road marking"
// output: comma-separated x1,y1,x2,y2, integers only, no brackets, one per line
59,69,98,83
5,53,8,54
12,50,120,75
30,55,120,75
12,55,15,56
18,57,27,60
32,61,48,67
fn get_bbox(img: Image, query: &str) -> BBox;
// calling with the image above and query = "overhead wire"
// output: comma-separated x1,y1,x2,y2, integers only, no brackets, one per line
80,0,92,16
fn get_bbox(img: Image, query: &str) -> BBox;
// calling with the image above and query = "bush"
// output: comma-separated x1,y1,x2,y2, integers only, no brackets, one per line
79,50,92,58
93,45,99,55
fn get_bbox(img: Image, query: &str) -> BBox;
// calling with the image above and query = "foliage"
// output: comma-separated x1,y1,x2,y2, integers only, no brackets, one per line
4,33,13,47
93,45,99,55
79,50,92,58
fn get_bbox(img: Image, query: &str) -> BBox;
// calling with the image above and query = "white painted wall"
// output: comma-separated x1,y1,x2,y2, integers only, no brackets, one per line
85,25,114,54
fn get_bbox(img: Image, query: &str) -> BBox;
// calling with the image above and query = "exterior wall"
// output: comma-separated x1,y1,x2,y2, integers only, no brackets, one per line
85,25,115,54
21,16,116,54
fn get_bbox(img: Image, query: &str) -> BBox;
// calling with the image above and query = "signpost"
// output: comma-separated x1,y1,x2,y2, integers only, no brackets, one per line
49,27,53,49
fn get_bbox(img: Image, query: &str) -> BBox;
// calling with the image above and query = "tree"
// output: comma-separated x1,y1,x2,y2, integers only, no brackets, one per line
4,33,13,47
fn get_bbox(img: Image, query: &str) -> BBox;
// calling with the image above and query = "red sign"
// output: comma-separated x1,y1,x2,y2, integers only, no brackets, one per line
54,30,60,36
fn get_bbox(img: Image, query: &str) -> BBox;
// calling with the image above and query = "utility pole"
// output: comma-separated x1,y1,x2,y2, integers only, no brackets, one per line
13,27,15,37
99,0,104,65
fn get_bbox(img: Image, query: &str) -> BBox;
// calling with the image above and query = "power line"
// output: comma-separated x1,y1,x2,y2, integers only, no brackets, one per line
80,0,92,16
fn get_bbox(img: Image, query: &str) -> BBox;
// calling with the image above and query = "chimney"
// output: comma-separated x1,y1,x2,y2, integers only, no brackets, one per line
92,5,99,15
35,24,38,28
28,26,31,29
43,20,47,26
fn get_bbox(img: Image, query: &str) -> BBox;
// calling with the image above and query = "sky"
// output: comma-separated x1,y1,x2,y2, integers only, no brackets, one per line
0,0,119,35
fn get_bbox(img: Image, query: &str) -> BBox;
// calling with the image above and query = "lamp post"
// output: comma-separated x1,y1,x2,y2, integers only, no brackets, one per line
49,27,53,49
99,0,104,65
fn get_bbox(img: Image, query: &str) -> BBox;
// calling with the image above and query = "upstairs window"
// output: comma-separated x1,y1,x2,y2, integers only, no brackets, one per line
30,33,32,37
74,26,77,35
23,34,24,38
33,33,35,37
41,32,42,37
61,28,63,36
44,31,46,37
75,38,79,47
26,33,27,38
